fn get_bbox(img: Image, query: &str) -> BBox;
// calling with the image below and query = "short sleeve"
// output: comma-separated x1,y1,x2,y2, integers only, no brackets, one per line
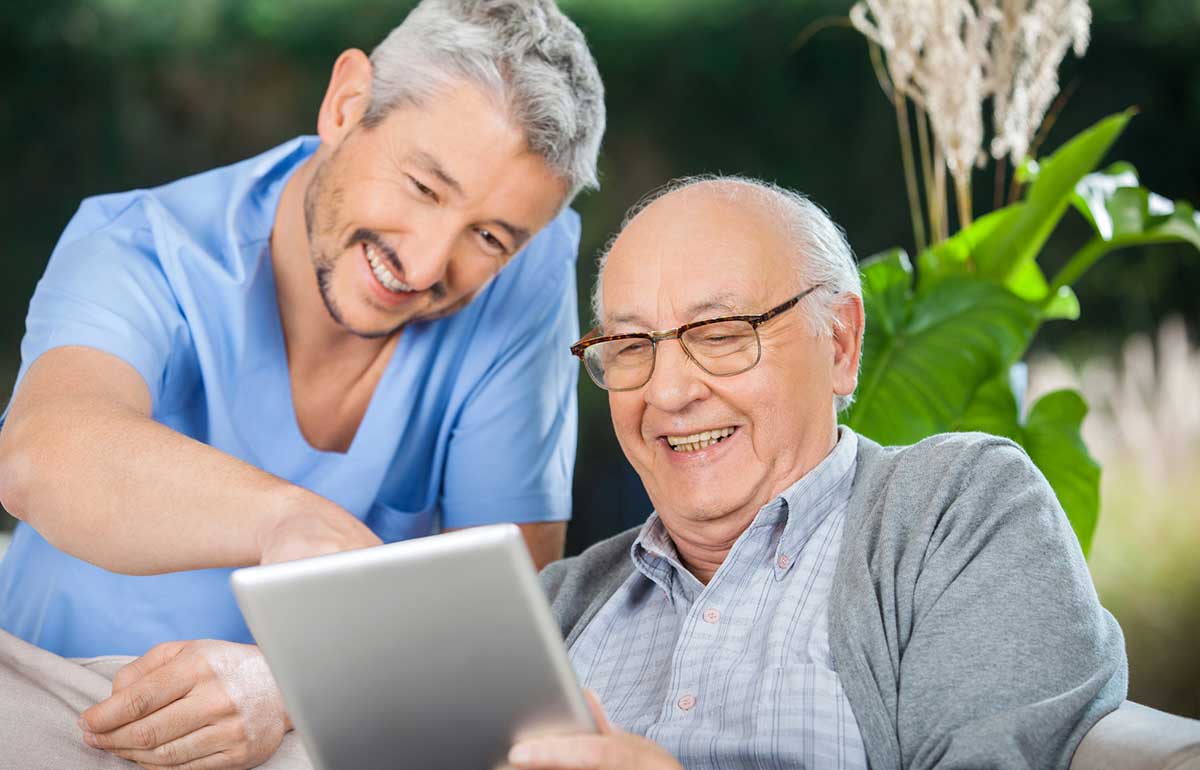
439,218,581,528
13,198,189,411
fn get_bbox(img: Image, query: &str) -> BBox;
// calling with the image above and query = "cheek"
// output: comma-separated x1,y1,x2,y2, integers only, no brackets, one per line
608,396,646,457
731,371,801,456
445,254,498,295
343,184,396,230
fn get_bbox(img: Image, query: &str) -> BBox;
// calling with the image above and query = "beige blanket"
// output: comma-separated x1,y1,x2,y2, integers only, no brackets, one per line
0,629,312,770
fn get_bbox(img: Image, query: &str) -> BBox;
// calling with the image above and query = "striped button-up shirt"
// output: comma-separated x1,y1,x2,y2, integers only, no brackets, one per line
568,428,867,769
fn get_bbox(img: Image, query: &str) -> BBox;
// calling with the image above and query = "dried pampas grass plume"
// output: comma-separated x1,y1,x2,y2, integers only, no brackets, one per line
850,0,1091,237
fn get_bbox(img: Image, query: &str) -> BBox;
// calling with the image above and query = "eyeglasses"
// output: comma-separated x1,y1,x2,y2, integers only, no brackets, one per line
570,286,823,392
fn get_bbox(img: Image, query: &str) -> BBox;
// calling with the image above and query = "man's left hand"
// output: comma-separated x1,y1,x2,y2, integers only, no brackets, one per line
78,640,290,770
508,691,683,770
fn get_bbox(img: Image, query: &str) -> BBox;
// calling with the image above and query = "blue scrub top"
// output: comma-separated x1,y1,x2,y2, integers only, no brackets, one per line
0,137,580,657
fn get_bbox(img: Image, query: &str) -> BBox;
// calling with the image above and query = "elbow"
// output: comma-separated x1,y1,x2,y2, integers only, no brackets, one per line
0,428,37,522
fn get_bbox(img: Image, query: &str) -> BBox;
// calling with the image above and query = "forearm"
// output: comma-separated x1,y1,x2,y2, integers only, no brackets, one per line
445,521,566,570
0,394,335,575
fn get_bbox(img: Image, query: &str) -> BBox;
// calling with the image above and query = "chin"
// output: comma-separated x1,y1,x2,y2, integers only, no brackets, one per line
323,301,404,339
655,490,742,525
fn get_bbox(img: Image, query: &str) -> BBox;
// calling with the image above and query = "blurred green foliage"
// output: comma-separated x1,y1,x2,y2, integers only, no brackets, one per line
0,0,1197,715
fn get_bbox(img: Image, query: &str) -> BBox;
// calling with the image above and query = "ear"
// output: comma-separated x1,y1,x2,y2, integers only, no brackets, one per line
316,49,373,148
830,293,865,398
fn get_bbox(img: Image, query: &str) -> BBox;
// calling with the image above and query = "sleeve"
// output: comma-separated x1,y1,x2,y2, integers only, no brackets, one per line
438,217,581,528
11,199,189,412
896,441,1128,770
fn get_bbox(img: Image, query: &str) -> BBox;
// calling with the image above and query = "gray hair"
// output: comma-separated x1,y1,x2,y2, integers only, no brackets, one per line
592,175,863,412
362,0,605,201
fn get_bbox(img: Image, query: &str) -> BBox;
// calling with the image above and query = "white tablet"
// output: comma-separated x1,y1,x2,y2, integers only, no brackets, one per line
231,524,594,770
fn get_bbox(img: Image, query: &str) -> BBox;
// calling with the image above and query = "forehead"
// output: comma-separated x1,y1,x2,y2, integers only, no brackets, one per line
601,185,796,324
362,82,568,217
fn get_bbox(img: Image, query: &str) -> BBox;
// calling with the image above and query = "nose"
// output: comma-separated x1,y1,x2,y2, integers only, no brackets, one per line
642,339,708,413
401,226,457,292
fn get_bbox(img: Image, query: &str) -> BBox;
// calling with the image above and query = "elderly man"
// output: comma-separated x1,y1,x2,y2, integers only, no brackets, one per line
0,0,603,767
508,177,1126,770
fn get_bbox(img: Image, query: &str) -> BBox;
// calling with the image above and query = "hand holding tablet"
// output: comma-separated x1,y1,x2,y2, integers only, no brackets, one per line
232,524,595,770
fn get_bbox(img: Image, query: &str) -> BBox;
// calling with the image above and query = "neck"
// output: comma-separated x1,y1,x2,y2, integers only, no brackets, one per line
270,153,393,374
671,522,746,584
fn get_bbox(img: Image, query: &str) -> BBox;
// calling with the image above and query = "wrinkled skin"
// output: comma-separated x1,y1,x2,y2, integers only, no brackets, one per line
80,640,287,770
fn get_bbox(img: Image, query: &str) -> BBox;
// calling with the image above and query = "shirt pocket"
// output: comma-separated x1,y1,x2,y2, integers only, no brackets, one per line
753,663,864,766
364,501,438,543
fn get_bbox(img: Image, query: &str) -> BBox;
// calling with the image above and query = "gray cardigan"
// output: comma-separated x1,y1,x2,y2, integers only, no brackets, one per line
541,432,1127,769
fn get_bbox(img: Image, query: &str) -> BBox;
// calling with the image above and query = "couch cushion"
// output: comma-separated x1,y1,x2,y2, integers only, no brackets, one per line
1071,701,1200,770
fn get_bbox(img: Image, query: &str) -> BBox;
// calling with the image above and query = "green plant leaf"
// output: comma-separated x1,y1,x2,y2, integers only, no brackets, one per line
1008,260,1082,319
953,376,1100,554
918,205,1019,285
1022,389,1100,555
953,373,1021,441
972,109,1135,283
917,202,1079,319
859,247,912,337
1047,163,1200,291
845,254,1041,446
1074,163,1200,249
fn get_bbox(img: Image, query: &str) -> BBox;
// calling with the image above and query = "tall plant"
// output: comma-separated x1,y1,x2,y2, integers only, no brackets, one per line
834,0,1200,553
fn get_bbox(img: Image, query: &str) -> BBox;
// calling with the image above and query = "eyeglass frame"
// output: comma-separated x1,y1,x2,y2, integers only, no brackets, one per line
569,285,825,392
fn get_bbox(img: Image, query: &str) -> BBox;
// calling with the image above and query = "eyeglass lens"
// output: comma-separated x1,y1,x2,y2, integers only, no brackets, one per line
583,319,761,391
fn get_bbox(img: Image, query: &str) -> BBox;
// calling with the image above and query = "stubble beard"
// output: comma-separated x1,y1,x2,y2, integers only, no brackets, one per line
302,153,401,340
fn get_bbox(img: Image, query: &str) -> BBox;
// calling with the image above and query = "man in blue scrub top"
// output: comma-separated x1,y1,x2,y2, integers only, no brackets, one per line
0,1,604,766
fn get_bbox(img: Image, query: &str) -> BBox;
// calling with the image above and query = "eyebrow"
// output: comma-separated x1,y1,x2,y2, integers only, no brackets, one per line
410,150,464,198
606,293,743,329
409,150,532,250
489,220,532,250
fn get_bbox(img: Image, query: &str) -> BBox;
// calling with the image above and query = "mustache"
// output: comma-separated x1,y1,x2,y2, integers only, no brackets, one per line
346,227,447,301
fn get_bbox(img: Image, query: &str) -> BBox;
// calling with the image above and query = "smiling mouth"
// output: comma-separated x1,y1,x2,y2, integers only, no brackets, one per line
664,426,736,453
364,242,416,294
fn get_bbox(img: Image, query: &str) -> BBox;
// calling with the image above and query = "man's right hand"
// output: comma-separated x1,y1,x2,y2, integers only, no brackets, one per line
81,640,288,770
257,498,382,565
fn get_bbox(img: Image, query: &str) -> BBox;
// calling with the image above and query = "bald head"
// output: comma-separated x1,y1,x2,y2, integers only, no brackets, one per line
593,175,863,410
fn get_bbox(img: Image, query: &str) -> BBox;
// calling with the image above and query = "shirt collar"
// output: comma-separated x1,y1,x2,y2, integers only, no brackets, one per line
630,426,859,592
771,425,858,577
235,135,320,246
629,512,701,606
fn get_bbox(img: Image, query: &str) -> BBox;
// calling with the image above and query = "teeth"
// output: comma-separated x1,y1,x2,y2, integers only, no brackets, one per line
365,244,415,293
666,427,735,452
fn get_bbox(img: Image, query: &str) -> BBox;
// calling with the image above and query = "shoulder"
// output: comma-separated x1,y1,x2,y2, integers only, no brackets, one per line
62,138,312,268
524,207,582,267
43,193,168,294
451,208,582,352
539,525,638,608
488,207,581,303
847,431,1064,562
854,430,1037,506
60,190,154,245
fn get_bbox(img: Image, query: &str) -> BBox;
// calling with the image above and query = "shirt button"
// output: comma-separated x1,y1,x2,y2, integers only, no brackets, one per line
777,554,791,569
677,694,697,712
702,608,720,624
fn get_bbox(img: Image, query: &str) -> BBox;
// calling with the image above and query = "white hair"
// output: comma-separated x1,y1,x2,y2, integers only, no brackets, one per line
592,175,864,412
361,0,605,202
